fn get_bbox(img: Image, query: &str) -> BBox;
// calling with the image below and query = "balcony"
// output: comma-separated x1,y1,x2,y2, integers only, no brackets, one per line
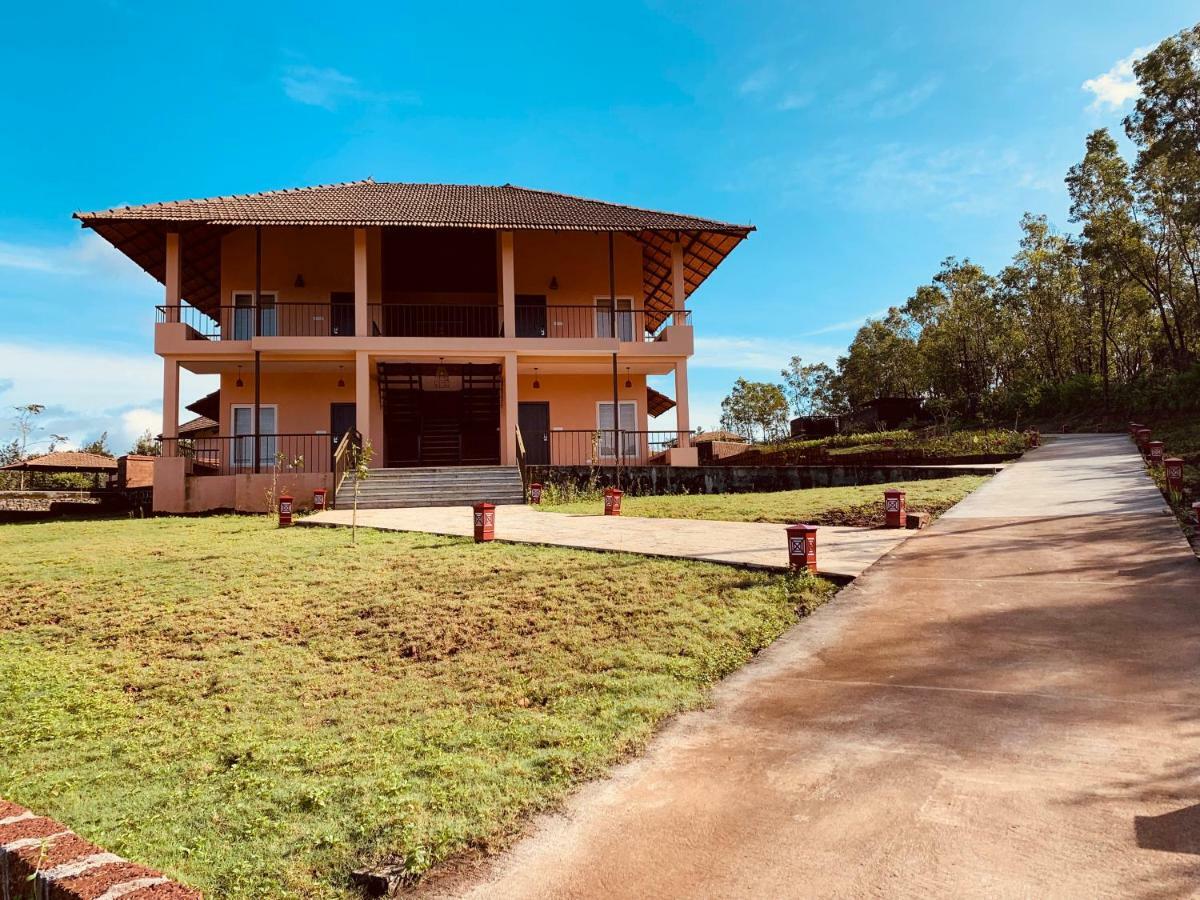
156,302,690,343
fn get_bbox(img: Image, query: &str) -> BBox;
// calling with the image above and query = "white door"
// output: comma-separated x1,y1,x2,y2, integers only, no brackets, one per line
232,405,277,468
598,401,637,457
595,298,634,341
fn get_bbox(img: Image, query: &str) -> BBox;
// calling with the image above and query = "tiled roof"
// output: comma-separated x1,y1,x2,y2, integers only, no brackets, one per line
646,386,678,418
178,415,218,435
692,430,747,443
74,179,753,320
75,180,753,233
0,451,118,471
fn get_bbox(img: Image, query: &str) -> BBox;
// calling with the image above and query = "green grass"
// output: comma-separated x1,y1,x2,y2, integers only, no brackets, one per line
1139,416,1200,544
538,475,988,525
0,516,835,898
760,427,1026,458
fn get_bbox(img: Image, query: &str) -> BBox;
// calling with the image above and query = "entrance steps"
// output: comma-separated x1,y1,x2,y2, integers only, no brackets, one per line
334,465,525,509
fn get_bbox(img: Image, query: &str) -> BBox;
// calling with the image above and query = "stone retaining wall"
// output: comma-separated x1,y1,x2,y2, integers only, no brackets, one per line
0,799,200,899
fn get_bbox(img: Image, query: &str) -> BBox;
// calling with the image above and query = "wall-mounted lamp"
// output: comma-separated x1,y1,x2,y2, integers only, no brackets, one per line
235,364,244,389
532,367,540,389
548,276,558,291
294,273,305,288
337,365,346,389
624,366,632,389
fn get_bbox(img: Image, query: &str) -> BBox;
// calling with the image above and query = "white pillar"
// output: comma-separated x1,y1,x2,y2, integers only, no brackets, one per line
671,239,686,326
674,358,690,447
354,228,369,337
165,232,181,323
502,352,518,464
500,231,516,338
162,358,179,449
355,351,372,453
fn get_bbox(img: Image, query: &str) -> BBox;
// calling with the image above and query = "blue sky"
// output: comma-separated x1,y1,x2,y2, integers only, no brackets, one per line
1,0,1195,449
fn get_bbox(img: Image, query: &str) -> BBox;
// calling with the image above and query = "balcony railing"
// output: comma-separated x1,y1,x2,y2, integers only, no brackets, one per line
159,302,690,341
158,433,337,475
157,304,356,339
514,306,689,341
538,430,692,466
368,304,501,337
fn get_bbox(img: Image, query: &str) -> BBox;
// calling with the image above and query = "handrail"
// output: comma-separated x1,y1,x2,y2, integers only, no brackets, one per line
514,425,529,493
333,428,362,497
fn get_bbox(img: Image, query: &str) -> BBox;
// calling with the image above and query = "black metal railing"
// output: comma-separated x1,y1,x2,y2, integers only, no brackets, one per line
158,302,691,341
544,430,691,466
158,433,336,475
368,304,501,337
519,306,690,341
157,303,358,339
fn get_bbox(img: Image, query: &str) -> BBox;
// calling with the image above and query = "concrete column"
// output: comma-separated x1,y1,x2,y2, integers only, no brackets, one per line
161,358,179,451
674,358,690,447
354,228,369,337
500,231,516,338
165,232,181,323
671,239,686,326
502,351,518,465
355,351,372,451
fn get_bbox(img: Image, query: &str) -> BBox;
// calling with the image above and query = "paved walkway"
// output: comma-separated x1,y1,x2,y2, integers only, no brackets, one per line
420,435,1200,898
302,504,913,579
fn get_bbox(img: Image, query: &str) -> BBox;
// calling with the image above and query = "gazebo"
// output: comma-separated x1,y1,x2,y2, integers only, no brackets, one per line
0,451,118,490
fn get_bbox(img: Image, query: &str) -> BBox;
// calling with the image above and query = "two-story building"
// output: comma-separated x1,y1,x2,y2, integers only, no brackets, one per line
75,180,752,512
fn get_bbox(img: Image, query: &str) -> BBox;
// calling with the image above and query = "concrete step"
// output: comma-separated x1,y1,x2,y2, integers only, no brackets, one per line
333,464,523,509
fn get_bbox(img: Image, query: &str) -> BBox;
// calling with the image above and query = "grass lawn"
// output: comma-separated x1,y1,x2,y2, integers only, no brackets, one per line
538,475,989,526
0,516,834,898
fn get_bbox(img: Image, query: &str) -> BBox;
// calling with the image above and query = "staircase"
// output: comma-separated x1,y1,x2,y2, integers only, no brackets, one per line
334,465,525,509
420,413,462,466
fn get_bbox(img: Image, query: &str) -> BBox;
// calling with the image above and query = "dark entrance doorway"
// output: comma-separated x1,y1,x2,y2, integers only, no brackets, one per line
518,401,550,465
515,294,547,338
377,362,501,467
330,292,355,336
330,402,356,465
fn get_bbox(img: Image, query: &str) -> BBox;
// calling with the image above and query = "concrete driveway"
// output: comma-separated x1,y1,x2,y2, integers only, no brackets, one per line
421,435,1200,898
302,503,913,579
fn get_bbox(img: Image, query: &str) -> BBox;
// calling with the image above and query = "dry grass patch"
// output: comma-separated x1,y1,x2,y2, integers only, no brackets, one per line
0,515,833,898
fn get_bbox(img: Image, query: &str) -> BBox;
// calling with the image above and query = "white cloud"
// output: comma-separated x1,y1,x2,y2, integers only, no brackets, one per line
0,341,195,452
1083,46,1152,111
738,65,776,95
0,232,154,288
281,65,418,110
802,310,888,336
692,336,841,372
868,77,939,119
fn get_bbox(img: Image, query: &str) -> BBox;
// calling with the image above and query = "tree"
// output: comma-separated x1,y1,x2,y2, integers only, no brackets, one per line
81,432,112,457
781,357,842,416
130,430,160,456
349,440,374,545
719,378,789,442
833,310,922,408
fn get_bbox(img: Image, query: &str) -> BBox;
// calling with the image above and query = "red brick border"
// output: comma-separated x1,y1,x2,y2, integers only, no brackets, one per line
0,800,201,899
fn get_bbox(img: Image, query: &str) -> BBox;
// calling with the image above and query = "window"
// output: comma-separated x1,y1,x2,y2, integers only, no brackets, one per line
595,298,634,341
232,292,277,340
231,405,277,468
598,401,637,458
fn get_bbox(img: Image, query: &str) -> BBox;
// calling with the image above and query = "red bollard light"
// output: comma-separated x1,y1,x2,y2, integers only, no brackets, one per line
884,489,907,529
529,482,543,504
1165,457,1184,496
1135,428,1152,453
1128,422,1140,436
603,487,624,516
473,501,495,542
1148,441,1165,468
786,523,818,573
278,494,294,528
312,487,327,511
